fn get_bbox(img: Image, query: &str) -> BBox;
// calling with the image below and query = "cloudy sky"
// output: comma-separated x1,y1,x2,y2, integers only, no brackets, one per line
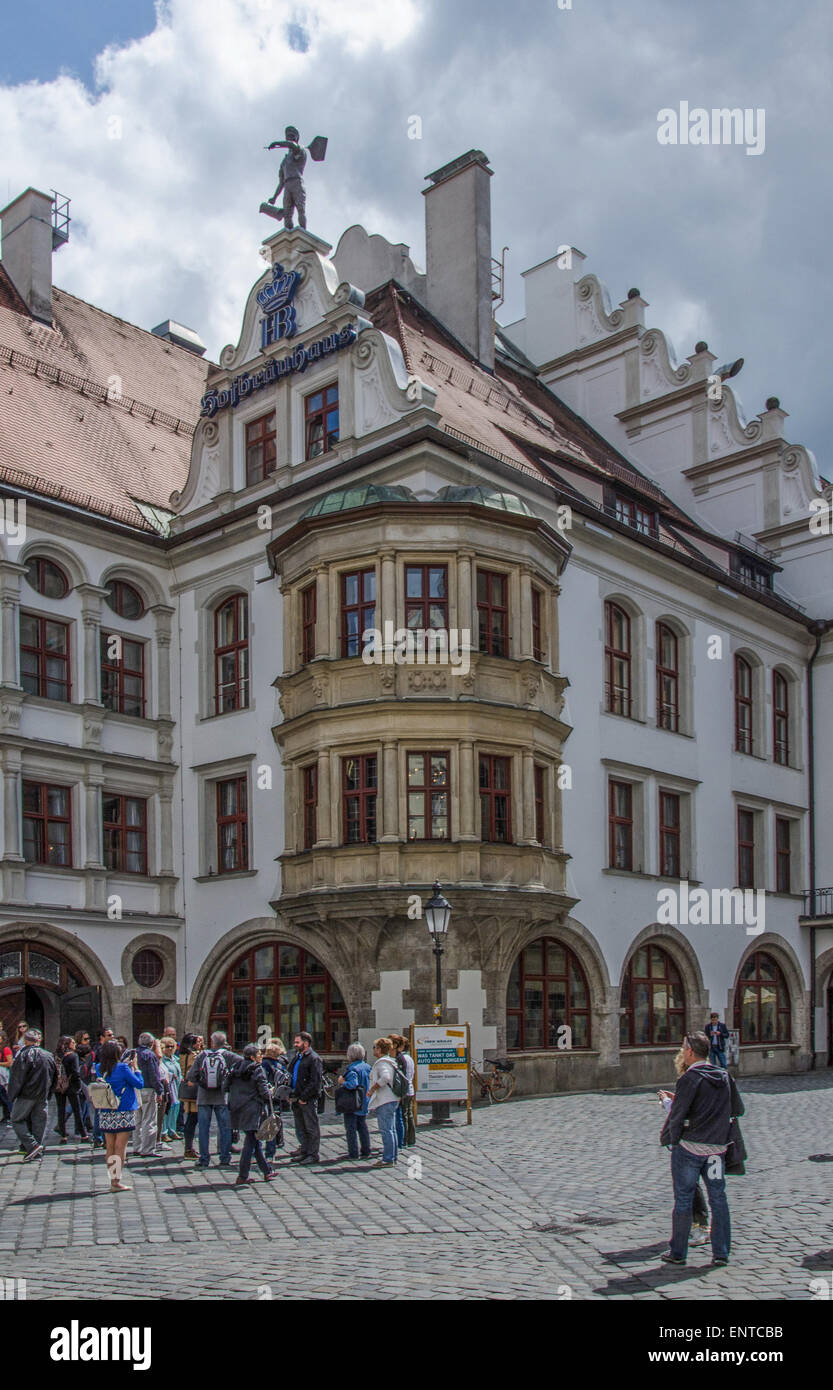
2,0,831,462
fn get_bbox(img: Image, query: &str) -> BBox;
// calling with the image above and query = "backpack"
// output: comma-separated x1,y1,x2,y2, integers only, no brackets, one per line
390,1055,409,1100
199,1050,229,1090
88,1077,120,1109
54,1055,69,1095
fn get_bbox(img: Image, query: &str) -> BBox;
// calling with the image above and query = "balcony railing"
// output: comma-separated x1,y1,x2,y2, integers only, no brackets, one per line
801,887,833,918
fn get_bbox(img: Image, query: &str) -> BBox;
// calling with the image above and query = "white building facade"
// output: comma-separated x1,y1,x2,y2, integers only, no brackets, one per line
0,154,830,1092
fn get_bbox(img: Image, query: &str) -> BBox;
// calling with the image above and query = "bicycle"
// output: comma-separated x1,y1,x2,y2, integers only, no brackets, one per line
469,1057,516,1103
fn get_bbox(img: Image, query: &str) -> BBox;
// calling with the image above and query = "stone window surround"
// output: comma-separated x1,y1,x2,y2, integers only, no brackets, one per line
230,358,352,495
193,752,255,878
1,750,175,881
0,560,173,721
649,612,693,737
733,790,804,895
196,574,256,722
602,759,699,880
288,737,557,852
287,550,555,673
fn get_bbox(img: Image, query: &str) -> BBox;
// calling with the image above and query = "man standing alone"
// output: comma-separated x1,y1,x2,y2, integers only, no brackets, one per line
289,1031,322,1165
7,1027,57,1162
705,1013,729,1068
660,1031,744,1267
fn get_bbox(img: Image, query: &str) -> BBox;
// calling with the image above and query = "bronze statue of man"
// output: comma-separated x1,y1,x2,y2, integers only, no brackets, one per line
263,127,327,231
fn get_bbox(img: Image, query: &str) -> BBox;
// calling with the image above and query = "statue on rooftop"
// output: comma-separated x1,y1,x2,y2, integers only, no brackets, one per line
260,126,328,231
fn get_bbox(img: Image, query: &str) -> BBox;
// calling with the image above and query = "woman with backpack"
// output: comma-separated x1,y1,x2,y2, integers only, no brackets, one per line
336,1042,372,1160
93,1041,145,1192
226,1044,278,1186
53,1035,89,1143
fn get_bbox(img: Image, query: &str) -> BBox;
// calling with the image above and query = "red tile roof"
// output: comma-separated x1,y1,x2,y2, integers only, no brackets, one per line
0,264,210,532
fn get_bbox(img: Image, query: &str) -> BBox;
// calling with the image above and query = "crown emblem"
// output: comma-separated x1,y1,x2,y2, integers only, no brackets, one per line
256,262,301,314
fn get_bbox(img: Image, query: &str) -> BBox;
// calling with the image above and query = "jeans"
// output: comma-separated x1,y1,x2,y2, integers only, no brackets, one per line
373,1101,399,1164
344,1111,371,1159
183,1110,198,1151
239,1130,271,1180
394,1101,405,1150
56,1089,87,1137
670,1145,731,1261
11,1096,47,1152
710,1047,727,1069
198,1103,232,1165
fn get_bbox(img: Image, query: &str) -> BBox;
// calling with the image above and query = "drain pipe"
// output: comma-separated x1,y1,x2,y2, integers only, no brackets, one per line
806,620,829,1069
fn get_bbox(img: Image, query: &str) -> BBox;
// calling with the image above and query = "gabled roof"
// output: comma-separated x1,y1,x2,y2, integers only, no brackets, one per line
0,264,210,533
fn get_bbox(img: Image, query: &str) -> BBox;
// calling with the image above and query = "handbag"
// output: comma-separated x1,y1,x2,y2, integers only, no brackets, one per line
256,1093,280,1143
54,1057,70,1095
725,1116,747,1175
335,1084,364,1115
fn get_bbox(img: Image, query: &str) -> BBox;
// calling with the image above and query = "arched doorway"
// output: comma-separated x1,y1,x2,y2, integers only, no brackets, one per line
0,941,99,1049
208,942,349,1053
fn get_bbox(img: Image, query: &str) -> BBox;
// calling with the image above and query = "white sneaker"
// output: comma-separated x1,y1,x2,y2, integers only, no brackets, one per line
689,1227,710,1246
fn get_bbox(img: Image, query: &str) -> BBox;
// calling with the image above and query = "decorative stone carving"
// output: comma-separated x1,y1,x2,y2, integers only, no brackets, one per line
311,677,329,704
380,667,396,692
407,669,447,692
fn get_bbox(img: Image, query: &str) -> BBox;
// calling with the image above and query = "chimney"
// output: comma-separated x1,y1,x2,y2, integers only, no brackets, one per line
0,187,65,324
151,320,207,357
423,150,494,370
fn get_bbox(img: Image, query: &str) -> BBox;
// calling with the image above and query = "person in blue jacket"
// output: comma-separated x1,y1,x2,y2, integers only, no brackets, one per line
705,1013,730,1068
96,1041,144,1191
337,1042,372,1160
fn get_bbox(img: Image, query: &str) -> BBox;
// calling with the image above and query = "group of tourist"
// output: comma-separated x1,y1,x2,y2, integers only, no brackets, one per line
0,1021,417,1191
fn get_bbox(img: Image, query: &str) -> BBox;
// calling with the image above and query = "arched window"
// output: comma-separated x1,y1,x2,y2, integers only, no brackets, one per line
773,671,789,765
105,579,145,620
604,601,631,717
209,944,348,1053
734,951,791,1043
24,556,70,599
656,622,679,732
620,943,685,1046
507,938,590,1050
214,594,249,713
734,655,753,754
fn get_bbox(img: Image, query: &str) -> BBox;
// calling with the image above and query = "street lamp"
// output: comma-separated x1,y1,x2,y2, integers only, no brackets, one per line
425,881,452,1124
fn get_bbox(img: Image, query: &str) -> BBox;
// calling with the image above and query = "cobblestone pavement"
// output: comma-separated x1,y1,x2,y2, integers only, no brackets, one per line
1,1073,831,1300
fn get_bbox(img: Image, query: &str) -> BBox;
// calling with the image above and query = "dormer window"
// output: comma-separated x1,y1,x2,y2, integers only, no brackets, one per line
732,556,773,593
613,496,658,538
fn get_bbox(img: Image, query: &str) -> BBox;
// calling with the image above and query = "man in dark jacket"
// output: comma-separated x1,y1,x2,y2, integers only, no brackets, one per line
132,1032,164,1157
705,1013,730,1068
290,1031,323,1164
660,1031,744,1267
187,1031,241,1168
7,1028,58,1161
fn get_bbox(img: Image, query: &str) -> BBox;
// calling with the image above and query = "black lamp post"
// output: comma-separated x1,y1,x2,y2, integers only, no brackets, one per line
425,880,452,1125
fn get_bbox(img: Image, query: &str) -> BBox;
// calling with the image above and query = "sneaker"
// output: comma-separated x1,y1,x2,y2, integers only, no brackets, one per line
23,1144,44,1163
183,1148,198,1159
263,1169,279,1181
289,1153,306,1163
660,1250,685,1265
218,1161,233,1168
371,1159,394,1169
298,1155,319,1165
289,1147,304,1158
712,1256,729,1266
689,1228,710,1247
234,1176,254,1186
